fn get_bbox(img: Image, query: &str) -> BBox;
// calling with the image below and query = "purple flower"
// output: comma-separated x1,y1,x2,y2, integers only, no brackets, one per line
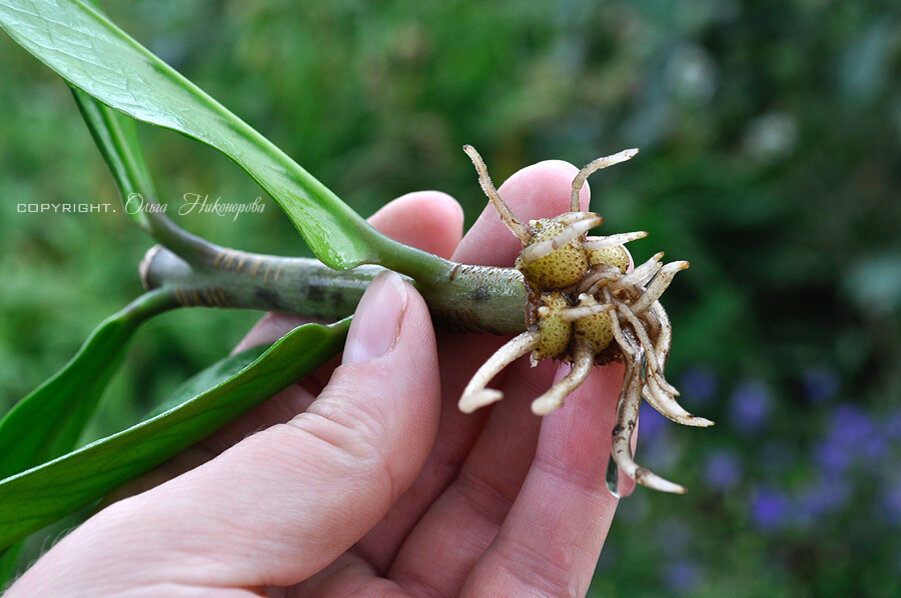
663,560,703,594
730,380,772,432
750,487,792,531
703,450,742,491
860,434,889,463
679,364,718,406
829,404,874,446
813,438,851,474
826,404,886,462
801,367,840,403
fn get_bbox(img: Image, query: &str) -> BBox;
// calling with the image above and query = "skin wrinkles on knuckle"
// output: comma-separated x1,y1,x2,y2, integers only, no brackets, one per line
390,566,448,598
450,468,516,529
317,373,422,454
487,535,586,598
530,453,608,508
293,399,407,501
343,545,383,578
308,571,384,598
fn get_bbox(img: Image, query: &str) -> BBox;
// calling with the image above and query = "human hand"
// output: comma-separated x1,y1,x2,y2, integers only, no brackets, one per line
8,160,631,597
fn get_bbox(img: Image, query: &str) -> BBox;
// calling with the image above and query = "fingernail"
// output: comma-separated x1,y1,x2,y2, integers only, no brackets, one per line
342,271,407,364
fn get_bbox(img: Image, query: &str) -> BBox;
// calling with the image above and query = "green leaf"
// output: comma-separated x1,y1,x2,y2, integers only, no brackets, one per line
146,343,270,419
0,318,350,551
71,86,155,232
0,289,174,586
0,544,22,591
0,290,175,482
0,0,385,269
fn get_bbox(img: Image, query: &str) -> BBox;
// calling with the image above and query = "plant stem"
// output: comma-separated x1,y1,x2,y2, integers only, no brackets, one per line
141,244,528,335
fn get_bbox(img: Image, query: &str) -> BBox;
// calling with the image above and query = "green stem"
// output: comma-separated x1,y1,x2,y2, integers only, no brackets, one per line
141,244,528,335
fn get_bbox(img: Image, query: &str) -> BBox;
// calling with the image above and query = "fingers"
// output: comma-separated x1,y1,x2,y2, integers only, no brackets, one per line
344,161,595,585
96,191,465,508
386,358,554,597
230,190,464,417
459,363,624,596
207,191,466,450
369,191,464,259
25,272,441,593
232,312,306,354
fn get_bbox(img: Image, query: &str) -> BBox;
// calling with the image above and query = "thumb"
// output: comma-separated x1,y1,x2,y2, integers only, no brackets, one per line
34,271,442,592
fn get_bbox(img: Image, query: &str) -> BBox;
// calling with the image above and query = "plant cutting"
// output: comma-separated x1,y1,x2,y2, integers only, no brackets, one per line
0,0,711,591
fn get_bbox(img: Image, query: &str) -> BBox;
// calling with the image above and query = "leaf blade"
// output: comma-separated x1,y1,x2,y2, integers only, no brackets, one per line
0,545,22,592
0,0,380,268
0,290,175,482
0,318,350,550
71,86,155,231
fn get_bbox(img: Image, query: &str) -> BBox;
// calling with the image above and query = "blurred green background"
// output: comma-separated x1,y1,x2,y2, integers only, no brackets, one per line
2,0,900,595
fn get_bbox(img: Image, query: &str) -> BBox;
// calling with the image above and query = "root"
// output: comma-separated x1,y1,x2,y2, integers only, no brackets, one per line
463,145,531,244
630,261,689,314
531,340,594,415
615,252,664,289
459,330,541,413
610,356,687,494
578,265,621,296
456,144,709,494
570,148,639,211
557,299,614,322
583,231,648,250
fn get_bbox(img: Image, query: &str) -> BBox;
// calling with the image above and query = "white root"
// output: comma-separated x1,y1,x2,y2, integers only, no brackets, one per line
531,341,595,415
456,143,707,493
519,213,603,265
458,330,541,414
643,375,715,427
555,211,605,226
557,301,614,322
611,355,687,494
648,300,672,365
610,361,641,477
616,252,664,289
607,301,640,359
611,299,665,378
583,231,648,250
570,148,640,211
610,294,714,428
463,145,531,243
578,265,621,295
630,261,690,314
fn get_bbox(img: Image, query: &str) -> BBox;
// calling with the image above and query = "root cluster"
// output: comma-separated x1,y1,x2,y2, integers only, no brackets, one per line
456,145,713,494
